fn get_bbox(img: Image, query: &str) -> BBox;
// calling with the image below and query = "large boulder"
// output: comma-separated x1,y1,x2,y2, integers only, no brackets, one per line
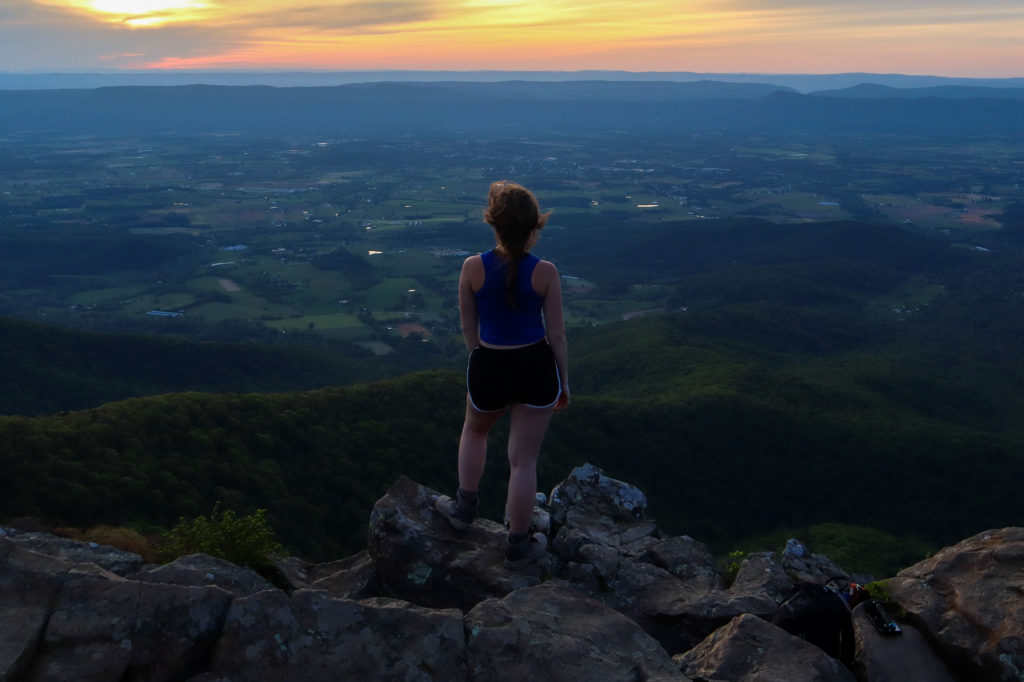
781,538,852,585
704,551,796,628
1,528,143,576
195,589,465,682
130,553,275,596
0,538,72,681
24,562,232,681
271,552,379,598
643,535,722,591
368,475,545,611
886,527,1024,682
548,463,654,549
465,581,689,681
851,601,957,682
597,552,795,659
677,613,858,682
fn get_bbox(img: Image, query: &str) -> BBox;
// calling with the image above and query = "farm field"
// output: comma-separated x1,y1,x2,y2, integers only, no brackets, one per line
2,131,1021,355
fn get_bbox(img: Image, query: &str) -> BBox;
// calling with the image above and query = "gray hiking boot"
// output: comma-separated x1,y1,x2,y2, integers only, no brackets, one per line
505,531,548,567
435,490,477,531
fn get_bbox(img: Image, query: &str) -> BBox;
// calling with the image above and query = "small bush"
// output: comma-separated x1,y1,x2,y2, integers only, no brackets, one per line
721,549,748,587
157,503,283,574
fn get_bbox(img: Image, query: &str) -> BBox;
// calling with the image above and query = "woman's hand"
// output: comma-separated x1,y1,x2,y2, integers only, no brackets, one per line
555,385,570,411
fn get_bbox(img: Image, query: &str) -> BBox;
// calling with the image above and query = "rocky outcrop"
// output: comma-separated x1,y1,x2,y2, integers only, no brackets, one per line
2,464,1021,681
0,528,144,576
465,581,686,682
194,591,466,682
677,612,857,682
133,553,275,596
885,527,1024,682
367,474,545,611
851,601,958,682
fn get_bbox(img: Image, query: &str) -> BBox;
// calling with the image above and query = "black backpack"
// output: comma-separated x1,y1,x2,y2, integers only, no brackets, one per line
771,582,855,664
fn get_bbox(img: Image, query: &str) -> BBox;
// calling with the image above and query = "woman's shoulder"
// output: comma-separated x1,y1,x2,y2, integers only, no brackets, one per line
533,258,559,275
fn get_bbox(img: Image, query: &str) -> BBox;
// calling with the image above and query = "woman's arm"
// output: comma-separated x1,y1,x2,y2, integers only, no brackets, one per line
537,260,570,410
459,255,483,352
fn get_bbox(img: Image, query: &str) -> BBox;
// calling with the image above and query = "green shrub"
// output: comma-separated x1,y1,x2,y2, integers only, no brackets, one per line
158,503,283,574
721,549,748,586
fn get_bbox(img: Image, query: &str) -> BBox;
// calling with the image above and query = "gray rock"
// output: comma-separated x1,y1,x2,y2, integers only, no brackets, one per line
548,463,654,549
886,527,1024,682
601,557,722,655
271,553,378,595
199,589,465,682
0,538,72,681
677,613,858,682
308,550,381,599
4,531,144,576
466,581,689,682
130,553,275,596
368,475,545,611
851,601,957,682
713,552,795,620
644,535,722,590
604,552,793,658
25,562,232,681
781,538,850,585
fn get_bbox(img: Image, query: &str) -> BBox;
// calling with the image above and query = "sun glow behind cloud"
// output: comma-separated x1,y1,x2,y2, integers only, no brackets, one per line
11,0,1024,75
43,0,213,27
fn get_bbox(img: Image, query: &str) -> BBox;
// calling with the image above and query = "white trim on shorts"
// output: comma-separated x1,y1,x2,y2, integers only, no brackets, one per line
465,348,562,413
524,365,562,410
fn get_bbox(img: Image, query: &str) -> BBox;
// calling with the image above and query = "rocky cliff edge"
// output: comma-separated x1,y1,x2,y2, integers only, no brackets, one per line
2,463,1022,682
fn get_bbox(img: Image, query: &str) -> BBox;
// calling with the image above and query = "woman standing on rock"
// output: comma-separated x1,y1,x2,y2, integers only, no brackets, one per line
436,180,570,566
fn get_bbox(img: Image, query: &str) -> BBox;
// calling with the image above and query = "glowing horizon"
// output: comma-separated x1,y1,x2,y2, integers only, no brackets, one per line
3,0,1023,77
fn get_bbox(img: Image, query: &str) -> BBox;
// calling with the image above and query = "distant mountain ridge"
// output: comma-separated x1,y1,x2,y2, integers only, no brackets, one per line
810,83,1024,99
3,81,1024,136
3,70,1024,93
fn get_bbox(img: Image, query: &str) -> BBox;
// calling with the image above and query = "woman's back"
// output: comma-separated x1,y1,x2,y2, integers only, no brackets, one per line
475,250,545,346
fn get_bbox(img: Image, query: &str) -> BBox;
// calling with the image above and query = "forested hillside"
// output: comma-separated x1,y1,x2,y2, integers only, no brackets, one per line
0,316,394,416
4,217,1023,567
4,309,1022,561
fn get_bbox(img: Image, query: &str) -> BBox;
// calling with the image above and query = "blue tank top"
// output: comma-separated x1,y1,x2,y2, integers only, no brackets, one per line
476,250,546,346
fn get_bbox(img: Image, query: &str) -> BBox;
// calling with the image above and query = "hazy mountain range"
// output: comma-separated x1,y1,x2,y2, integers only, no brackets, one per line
4,70,1024,93
3,79,1024,137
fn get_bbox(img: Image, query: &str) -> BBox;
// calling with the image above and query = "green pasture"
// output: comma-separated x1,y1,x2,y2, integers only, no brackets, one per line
265,312,370,336
300,270,354,300
372,249,455,277
119,292,196,313
69,284,150,306
867,277,948,315
363,276,420,309
356,340,396,355
186,299,291,323
772,192,853,219
863,193,920,208
567,298,666,323
362,275,446,312
184,276,226,294
371,310,446,323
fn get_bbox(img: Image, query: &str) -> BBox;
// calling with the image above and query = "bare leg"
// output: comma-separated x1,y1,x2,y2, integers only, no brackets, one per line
458,395,506,493
505,402,555,536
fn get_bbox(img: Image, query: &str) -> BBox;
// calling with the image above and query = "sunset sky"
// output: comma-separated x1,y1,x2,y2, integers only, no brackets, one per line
1,0,1023,76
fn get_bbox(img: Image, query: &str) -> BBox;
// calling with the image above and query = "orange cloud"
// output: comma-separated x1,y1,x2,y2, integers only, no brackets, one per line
11,0,1024,76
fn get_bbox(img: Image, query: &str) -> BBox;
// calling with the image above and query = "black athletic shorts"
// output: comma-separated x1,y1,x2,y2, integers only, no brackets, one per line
466,340,561,412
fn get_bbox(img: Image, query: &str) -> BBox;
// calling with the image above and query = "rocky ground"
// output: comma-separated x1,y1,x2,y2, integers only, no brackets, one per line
2,463,1022,681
